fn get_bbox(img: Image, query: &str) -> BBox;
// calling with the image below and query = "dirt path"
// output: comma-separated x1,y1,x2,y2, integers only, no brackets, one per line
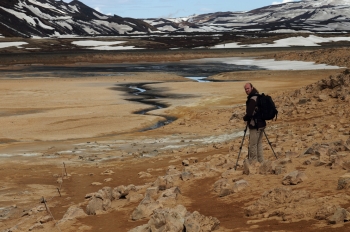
1,47,350,232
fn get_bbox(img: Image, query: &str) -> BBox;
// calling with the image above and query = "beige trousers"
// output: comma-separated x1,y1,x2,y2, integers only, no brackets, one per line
248,127,265,163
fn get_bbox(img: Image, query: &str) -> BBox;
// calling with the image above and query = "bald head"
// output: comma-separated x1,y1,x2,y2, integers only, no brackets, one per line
244,83,253,95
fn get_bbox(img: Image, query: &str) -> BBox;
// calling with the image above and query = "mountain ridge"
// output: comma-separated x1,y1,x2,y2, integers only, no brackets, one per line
1,0,350,37
150,0,350,33
0,0,155,37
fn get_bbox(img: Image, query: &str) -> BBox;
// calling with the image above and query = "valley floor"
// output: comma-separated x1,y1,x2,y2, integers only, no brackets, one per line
1,46,350,232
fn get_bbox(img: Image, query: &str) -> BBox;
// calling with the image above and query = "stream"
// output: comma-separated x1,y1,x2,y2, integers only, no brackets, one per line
126,83,177,131
2,58,264,131
121,74,223,131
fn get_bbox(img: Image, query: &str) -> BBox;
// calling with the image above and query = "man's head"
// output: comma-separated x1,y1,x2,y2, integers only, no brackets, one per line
244,83,253,95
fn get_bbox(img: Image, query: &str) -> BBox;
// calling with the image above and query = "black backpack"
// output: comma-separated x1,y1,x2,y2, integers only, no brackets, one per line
256,93,278,121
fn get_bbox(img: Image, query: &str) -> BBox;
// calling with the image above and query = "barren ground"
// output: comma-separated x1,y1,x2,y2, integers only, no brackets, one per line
1,38,350,232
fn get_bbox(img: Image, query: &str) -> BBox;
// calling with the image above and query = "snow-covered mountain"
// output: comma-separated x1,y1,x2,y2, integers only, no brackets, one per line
1,0,350,38
145,0,350,33
0,0,155,37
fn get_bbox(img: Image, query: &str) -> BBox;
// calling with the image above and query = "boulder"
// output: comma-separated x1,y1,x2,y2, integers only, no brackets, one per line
131,194,163,221
181,171,194,181
131,202,163,221
166,166,181,176
303,147,315,155
39,215,53,224
274,165,287,175
213,179,248,197
330,155,346,169
153,175,177,191
91,182,102,186
112,187,122,200
98,186,113,201
112,184,136,200
282,170,307,185
183,165,207,178
0,205,17,220
277,157,292,165
59,206,87,224
298,98,310,104
145,187,159,199
127,192,145,203
156,187,181,207
160,187,181,198
328,208,350,224
148,205,187,232
139,172,152,178
182,159,190,166
318,94,329,102
86,196,103,215
101,169,115,175
314,147,330,165
243,159,259,175
315,205,338,220
141,192,156,205
213,179,232,197
29,223,44,231
129,205,220,232
303,160,312,165
331,140,350,151
233,180,249,193
188,157,199,163
245,187,311,217
337,173,350,190
218,187,232,198
259,160,273,175
341,161,350,170
128,224,150,232
184,210,220,232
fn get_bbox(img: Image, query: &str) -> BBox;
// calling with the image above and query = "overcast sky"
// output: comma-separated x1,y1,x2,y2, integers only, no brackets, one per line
62,0,299,18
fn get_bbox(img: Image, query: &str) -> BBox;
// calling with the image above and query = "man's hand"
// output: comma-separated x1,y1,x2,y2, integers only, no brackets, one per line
243,115,250,121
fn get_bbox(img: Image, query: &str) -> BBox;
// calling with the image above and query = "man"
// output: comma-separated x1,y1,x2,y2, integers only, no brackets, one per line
243,83,266,163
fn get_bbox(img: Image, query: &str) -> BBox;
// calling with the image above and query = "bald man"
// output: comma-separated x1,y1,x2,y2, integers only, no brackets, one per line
243,83,266,163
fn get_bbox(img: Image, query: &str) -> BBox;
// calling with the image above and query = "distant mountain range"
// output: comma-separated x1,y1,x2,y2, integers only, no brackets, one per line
1,0,350,38
148,0,350,33
0,0,154,37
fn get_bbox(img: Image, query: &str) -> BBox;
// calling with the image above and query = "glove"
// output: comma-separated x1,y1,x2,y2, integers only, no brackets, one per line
243,115,250,121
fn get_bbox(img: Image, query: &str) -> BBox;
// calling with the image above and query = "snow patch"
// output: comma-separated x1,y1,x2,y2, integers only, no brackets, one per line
0,42,28,49
211,35,350,48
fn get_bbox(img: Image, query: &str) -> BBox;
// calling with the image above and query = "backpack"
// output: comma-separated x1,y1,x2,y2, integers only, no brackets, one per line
256,93,278,121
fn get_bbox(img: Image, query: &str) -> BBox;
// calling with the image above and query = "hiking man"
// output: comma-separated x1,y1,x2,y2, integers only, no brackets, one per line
243,83,266,163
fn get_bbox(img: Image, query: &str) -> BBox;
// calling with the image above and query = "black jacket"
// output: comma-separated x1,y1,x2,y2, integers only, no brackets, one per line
243,88,266,129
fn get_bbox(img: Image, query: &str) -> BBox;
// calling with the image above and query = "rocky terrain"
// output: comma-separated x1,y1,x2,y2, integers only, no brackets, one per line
0,45,350,232
266,47,350,68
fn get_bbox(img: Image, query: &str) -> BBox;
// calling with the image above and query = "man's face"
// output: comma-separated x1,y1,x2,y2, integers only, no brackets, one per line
244,84,252,95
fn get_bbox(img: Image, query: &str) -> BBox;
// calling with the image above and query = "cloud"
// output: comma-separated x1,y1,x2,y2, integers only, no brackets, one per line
94,6,111,15
272,0,296,4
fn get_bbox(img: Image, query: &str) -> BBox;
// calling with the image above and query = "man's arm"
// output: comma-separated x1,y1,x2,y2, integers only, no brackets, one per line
243,97,257,121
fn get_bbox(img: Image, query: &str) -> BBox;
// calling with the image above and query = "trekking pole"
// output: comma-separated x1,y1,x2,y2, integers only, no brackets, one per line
263,130,278,160
234,124,248,170
228,114,235,122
